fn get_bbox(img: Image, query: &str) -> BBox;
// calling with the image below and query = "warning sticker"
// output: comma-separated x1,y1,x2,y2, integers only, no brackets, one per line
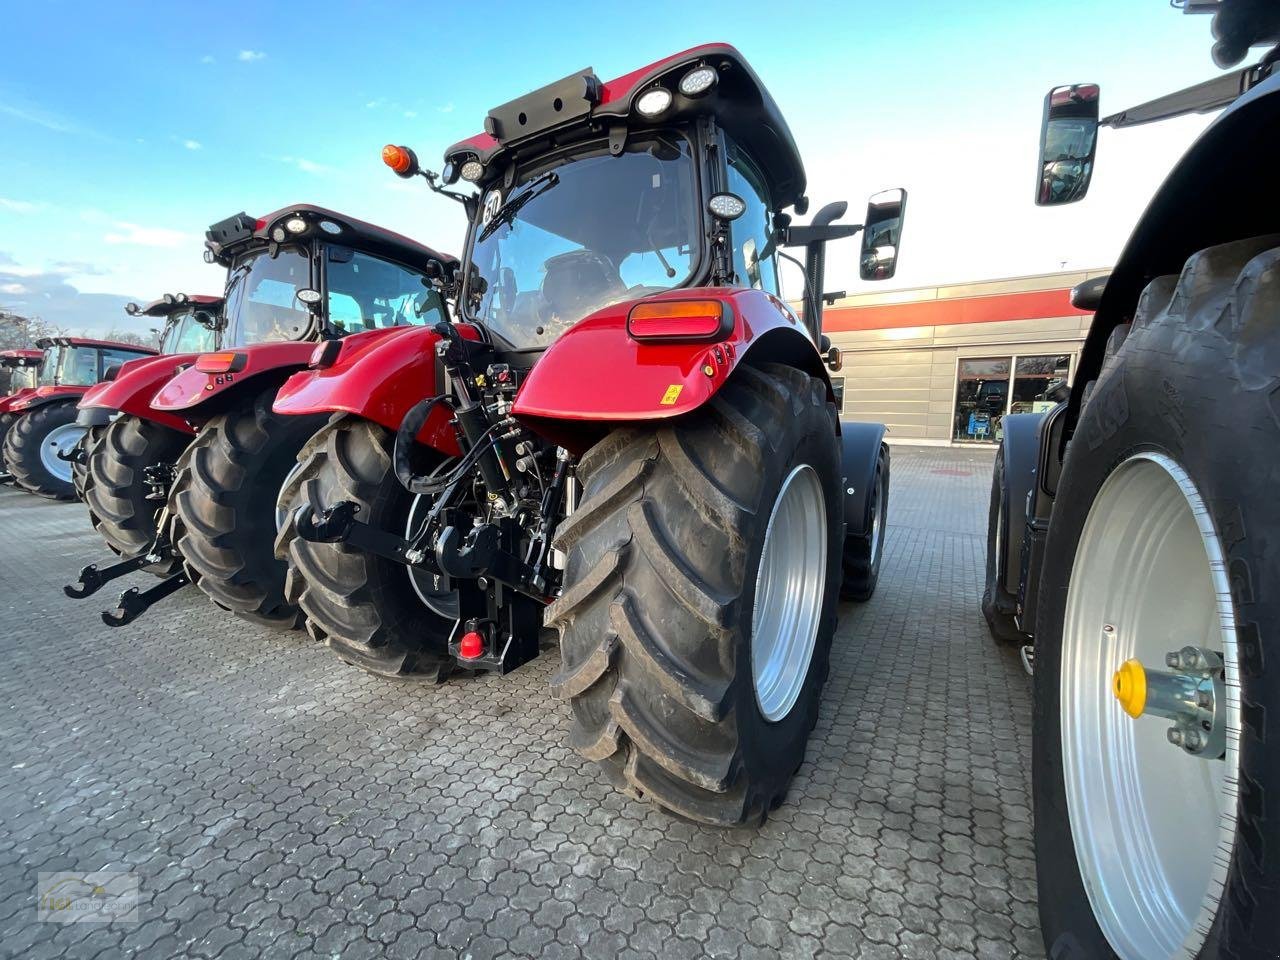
660,385,683,406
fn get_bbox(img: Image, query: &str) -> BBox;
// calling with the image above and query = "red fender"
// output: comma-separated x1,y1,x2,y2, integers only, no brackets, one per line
78,354,204,435
151,341,318,414
0,388,39,415
511,287,833,453
8,385,89,414
273,325,482,458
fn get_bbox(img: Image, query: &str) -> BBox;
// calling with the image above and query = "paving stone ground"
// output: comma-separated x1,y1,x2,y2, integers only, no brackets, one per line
0,443,1041,959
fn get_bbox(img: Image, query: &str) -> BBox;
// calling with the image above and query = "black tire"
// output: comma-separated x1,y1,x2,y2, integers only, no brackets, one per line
1035,236,1280,959
169,388,325,629
549,363,842,826
840,445,888,601
83,415,190,573
3,401,83,500
981,445,1022,644
0,412,14,473
70,425,97,503
275,415,454,678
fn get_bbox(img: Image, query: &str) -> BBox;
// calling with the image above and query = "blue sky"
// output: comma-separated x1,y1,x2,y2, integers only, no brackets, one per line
0,1,1244,333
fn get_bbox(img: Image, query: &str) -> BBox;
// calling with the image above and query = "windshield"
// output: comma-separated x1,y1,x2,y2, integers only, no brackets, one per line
37,347,59,386
325,248,445,334
55,346,101,386
466,134,700,349
223,246,314,347
7,365,37,393
159,309,217,354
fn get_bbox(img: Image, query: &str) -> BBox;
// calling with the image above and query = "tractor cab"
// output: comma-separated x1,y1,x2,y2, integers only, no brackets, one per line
1,350,42,396
37,337,156,388
387,44,905,358
204,205,453,351
125,294,224,356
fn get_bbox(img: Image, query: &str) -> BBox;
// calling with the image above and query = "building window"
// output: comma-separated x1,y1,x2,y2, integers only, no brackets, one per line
831,376,845,413
953,354,1071,443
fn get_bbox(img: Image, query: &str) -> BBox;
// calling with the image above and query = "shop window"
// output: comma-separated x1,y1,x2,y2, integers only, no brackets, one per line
953,353,1072,443
1010,354,1071,413
954,357,1010,442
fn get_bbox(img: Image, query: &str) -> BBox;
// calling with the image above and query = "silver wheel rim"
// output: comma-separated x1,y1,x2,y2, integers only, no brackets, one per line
276,462,304,532
869,470,884,564
405,492,459,620
1062,452,1239,960
751,463,827,722
41,423,86,483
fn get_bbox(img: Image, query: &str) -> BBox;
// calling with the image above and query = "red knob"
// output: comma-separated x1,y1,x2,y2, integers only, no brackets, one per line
459,630,485,660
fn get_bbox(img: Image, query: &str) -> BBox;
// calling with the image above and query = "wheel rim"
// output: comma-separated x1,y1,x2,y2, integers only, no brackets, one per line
276,462,304,533
751,463,827,722
40,423,86,483
1061,452,1239,960
869,470,884,564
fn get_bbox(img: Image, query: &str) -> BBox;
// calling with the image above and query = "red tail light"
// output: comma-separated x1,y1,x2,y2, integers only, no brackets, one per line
627,299,732,342
194,352,247,374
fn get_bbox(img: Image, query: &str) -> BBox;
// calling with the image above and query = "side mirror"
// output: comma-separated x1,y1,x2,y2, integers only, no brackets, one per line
192,310,221,330
1036,83,1100,206
102,363,123,382
859,188,907,281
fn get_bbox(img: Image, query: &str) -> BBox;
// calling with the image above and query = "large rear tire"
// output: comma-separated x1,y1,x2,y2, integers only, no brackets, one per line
169,388,325,629
1035,236,1280,960
3,401,84,500
0,412,15,474
840,445,888,601
83,415,189,574
275,415,454,678
550,363,842,826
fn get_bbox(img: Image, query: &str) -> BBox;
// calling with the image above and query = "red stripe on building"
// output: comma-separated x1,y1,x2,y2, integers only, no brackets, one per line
824,288,1090,333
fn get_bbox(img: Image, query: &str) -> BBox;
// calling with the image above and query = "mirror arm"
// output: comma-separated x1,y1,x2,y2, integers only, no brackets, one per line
783,224,863,342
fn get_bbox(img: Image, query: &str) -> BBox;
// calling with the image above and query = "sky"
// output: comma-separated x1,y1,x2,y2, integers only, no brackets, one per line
0,1,1248,335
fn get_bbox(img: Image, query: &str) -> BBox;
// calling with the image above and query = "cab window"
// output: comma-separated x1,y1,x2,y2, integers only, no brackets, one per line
325,249,445,334
726,141,779,295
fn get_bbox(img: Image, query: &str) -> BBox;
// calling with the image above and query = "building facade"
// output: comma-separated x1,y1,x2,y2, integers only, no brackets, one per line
822,269,1106,446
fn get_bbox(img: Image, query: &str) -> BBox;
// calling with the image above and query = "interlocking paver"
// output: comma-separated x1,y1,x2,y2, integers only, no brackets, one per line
0,444,1041,957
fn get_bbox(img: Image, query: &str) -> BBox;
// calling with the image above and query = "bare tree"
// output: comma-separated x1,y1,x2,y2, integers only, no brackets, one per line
0,311,68,351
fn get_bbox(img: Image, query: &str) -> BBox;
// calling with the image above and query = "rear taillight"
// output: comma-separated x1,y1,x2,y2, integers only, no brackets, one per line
194,352,247,374
627,299,732,342
309,341,342,369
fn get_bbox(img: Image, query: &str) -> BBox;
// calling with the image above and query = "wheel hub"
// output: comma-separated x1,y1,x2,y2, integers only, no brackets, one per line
40,423,87,483
1112,643,1227,758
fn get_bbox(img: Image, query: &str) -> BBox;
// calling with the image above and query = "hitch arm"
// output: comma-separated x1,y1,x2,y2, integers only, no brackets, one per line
64,553,152,598
293,480,429,567
101,572,190,627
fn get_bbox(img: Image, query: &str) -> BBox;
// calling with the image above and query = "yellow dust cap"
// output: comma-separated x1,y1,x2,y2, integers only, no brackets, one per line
1112,659,1147,719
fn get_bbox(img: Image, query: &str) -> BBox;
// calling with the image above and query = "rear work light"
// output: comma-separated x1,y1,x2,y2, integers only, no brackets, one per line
194,352,247,374
627,299,733,343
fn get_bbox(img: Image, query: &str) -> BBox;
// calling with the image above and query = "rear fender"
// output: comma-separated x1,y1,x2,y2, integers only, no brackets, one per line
8,385,88,415
839,422,888,537
77,353,202,435
997,412,1049,597
151,341,318,419
273,325,480,458
512,287,833,454
0,388,38,414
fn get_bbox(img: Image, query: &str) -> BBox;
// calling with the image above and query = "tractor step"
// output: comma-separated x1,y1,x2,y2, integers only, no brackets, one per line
101,572,190,627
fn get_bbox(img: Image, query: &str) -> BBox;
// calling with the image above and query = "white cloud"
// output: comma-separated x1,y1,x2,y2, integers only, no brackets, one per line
437,102,455,114
403,110,418,119
0,198,40,214
279,155,333,176
238,50,266,62
0,282,28,295
365,98,385,110
102,222,191,249
182,139,202,151
200,55,215,64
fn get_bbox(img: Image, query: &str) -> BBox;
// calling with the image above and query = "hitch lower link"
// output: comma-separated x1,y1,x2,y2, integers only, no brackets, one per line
63,510,188,627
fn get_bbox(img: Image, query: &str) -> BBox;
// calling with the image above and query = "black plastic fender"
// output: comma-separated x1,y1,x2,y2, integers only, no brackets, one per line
996,412,1047,596
838,421,887,537
75,406,114,428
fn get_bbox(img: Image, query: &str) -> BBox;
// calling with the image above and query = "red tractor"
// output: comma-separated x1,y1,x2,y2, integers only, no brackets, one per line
71,294,221,578
66,205,458,628
274,44,904,824
0,349,42,443
2,337,157,499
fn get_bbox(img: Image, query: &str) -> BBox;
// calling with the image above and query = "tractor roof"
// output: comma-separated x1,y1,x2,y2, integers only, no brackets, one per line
204,204,459,272
0,349,42,365
33,336,159,354
128,294,223,319
445,43,807,209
